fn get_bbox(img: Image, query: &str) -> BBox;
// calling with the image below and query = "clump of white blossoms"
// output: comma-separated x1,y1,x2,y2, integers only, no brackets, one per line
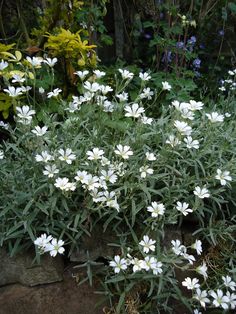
34,234,65,257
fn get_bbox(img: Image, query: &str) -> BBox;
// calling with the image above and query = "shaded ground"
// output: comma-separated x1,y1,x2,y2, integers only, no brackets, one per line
0,267,106,314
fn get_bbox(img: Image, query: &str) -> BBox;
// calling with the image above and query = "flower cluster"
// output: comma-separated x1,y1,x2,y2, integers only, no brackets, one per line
34,234,65,257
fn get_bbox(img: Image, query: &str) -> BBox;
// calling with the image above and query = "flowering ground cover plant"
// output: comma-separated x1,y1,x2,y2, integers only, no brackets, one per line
0,57,236,313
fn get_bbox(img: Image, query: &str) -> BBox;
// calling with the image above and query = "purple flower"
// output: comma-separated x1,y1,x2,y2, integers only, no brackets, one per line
188,36,197,46
218,30,224,37
176,41,184,49
199,43,205,49
193,58,201,69
144,33,152,40
162,51,172,64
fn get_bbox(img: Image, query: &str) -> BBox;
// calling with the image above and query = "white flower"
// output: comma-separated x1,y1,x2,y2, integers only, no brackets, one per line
21,86,32,93
225,112,231,118
194,186,210,199
11,74,25,83
196,261,208,280
139,235,156,253
34,234,53,251
83,81,100,93
16,105,36,124
54,177,76,191
226,291,236,309
193,310,202,314
35,151,54,163
0,121,9,129
114,144,133,159
0,59,8,70
181,108,195,120
145,152,156,161
116,92,128,102
139,87,154,100
0,150,4,159
100,169,117,184
74,70,89,80
194,289,210,308
39,87,45,94
58,148,76,164
139,165,154,178
43,164,59,178
184,136,199,149
147,202,165,218
182,277,200,290
118,69,134,80
183,253,196,264
228,70,235,76
162,81,172,91
110,255,127,273
43,57,58,67
139,72,151,81
47,238,65,257
32,126,48,136
174,120,192,136
47,88,62,98
4,86,23,97
86,147,104,160
100,85,113,95
100,156,111,166
166,134,181,147
131,258,143,273
103,100,115,112
222,276,236,291
140,115,153,125
171,240,186,256
191,240,202,255
140,256,158,272
209,289,230,310
26,56,43,67
124,103,145,118
219,86,226,91
82,174,100,191
189,100,204,111
206,112,224,123
176,201,193,216
215,169,232,186
94,70,106,78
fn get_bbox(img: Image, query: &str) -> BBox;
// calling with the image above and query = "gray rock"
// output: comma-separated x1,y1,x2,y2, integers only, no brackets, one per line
70,225,118,262
0,248,64,287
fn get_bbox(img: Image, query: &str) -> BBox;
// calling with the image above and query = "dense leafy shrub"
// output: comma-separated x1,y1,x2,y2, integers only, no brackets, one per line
0,56,236,312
